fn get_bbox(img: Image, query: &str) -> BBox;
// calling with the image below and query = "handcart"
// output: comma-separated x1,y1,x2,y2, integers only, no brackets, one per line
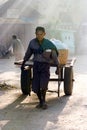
14,57,76,97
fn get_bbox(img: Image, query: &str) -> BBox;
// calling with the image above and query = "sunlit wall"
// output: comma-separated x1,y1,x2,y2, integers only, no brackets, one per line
0,0,87,55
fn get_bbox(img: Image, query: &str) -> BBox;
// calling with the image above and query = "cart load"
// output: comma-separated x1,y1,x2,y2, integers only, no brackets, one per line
50,38,69,65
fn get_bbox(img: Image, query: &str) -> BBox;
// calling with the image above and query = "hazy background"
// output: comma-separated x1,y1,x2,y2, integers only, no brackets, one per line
0,0,87,57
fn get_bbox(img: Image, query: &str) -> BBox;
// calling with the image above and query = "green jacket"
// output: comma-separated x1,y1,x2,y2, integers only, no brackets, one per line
41,38,58,55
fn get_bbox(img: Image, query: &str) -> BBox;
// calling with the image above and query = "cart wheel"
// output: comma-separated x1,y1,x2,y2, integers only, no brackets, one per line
64,67,73,95
21,68,32,95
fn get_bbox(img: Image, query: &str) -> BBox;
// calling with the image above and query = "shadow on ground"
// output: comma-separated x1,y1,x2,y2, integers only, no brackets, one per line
0,91,70,130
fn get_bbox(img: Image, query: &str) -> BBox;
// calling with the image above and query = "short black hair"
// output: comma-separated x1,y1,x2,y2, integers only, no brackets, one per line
35,26,45,33
12,35,17,39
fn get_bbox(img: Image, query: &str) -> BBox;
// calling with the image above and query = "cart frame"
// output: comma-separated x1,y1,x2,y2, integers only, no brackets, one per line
14,58,76,97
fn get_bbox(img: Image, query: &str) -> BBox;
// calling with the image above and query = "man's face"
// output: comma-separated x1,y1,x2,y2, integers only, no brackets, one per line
36,31,45,42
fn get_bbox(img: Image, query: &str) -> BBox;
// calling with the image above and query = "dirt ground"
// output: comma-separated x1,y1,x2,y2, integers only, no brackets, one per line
0,55,87,130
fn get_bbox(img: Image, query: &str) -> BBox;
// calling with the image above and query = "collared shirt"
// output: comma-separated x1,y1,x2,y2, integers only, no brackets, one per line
23,38,58,64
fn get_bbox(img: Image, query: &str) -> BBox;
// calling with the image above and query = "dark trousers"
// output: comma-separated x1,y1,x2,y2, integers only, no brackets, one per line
37,89,46,104
32,61,50,94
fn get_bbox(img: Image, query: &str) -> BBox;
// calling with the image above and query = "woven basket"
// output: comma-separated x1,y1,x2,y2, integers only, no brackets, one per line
58,49,68,65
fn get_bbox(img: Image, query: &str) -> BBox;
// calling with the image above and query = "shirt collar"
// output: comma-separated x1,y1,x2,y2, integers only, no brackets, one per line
36,38,45,45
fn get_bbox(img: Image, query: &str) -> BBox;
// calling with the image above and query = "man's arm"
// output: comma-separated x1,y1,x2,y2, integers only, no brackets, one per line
51,50,59,65
21,42,33,69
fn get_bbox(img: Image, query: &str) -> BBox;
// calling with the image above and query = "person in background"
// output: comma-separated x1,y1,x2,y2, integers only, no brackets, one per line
12,35,25,61
21,26,59,109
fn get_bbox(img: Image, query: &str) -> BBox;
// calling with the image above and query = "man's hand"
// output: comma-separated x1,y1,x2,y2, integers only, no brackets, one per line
21,60,25,71
55,66,59,75
21,64,24,71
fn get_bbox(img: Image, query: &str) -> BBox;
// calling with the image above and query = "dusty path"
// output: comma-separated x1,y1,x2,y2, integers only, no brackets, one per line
0,55,87,130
